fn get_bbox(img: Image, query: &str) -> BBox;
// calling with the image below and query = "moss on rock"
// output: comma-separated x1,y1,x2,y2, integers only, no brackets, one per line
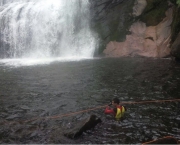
139,0,168,26
90,0,135,54
171,7,180,45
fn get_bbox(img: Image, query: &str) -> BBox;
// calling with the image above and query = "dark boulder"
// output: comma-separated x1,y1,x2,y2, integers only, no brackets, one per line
171,32,180,60
64,115,102,139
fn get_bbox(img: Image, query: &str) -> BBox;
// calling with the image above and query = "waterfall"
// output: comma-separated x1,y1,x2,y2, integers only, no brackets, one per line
0,0,98,59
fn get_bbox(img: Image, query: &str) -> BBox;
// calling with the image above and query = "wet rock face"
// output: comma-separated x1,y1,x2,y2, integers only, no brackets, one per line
139,0,169,26
170,6,180,60
132,0,147,17
103,0,173,58
90,0,180,58
171,32,180,59
89,0,135,55
89,0,173,58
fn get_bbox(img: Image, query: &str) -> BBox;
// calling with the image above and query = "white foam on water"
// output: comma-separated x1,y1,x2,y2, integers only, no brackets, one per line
0,57,94,67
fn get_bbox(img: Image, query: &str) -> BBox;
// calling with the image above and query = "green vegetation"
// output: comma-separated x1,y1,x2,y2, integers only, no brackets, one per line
177,0,180,6
171,7,180,45
139,0,168,26
169,0,180,6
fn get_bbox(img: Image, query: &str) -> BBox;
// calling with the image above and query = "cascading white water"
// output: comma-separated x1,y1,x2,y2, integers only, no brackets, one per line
0,0,98,60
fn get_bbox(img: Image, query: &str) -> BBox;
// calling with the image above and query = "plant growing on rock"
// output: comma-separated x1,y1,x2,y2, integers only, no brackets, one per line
177,0,180,6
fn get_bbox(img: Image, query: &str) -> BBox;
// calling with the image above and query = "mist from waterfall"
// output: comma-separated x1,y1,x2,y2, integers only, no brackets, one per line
0,0,98,62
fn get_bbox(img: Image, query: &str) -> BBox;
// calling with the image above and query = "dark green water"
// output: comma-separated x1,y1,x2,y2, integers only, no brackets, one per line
0,58,180,144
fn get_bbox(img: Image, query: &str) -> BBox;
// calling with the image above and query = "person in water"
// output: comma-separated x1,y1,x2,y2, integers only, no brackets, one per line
104,98,126,120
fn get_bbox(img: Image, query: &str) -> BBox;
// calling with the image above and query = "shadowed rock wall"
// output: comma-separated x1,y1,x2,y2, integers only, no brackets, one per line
89,0,135,55
90,0,180,59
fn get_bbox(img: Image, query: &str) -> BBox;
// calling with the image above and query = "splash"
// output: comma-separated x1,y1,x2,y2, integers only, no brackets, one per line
0,57,94,67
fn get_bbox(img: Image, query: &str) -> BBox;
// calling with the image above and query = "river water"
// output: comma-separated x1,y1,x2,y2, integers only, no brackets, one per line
0,57,180,144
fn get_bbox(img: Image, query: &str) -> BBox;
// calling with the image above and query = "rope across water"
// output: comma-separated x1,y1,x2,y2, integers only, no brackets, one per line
2,98,180,125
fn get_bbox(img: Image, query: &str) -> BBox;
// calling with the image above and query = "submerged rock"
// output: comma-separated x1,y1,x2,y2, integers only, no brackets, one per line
64,115,102,139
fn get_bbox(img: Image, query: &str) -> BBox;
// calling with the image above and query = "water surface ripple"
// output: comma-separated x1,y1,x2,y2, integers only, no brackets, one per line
0,58,180,144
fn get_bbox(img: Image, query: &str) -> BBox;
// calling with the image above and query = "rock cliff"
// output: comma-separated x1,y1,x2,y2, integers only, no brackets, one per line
90,0,180,59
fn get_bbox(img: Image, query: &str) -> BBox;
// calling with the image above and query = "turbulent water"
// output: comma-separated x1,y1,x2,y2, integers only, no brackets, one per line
0,0,97,58
0,58,180,144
